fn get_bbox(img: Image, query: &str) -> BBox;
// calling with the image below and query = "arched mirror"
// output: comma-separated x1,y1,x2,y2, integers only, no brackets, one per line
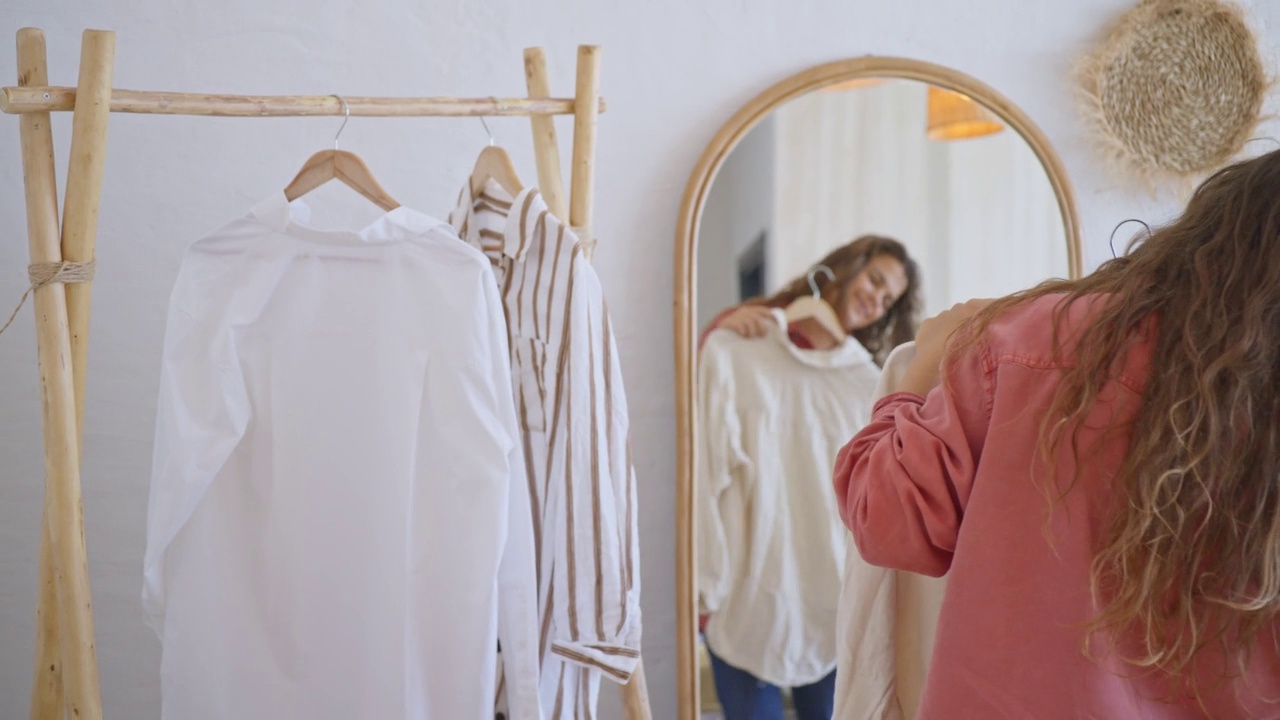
672,58,1081,720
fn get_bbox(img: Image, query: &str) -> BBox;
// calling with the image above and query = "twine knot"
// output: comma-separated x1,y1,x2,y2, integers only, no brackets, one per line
0,259,97,337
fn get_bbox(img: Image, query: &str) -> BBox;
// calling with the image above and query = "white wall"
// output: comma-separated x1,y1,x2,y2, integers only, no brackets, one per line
0,1,1276,718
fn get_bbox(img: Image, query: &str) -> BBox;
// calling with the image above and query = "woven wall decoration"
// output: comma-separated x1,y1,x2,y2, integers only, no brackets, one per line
1077,0,1271,190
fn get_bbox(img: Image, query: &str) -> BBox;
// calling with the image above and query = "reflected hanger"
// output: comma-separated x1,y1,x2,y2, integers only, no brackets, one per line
784,265,846,343
469,114,523,198
284,95,400,211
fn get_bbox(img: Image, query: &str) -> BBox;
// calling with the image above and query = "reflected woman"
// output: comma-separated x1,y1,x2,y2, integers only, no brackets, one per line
701,235,920,362
696,235,921,720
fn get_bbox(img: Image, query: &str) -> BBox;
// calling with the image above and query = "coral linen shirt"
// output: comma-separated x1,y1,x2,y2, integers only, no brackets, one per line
834,293,1280,719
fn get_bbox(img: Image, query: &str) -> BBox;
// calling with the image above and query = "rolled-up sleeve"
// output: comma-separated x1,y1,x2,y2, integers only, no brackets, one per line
833,341,993,577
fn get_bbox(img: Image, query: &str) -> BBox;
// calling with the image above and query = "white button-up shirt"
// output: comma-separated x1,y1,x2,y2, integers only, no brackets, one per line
143,194,541,720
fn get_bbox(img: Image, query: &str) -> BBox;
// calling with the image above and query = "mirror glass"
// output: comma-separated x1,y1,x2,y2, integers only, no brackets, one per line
692,77,1071,718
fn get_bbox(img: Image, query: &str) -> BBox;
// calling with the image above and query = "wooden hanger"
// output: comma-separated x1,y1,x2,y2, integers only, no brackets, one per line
784,265,846,343
470,116,523,198
283,96,400,212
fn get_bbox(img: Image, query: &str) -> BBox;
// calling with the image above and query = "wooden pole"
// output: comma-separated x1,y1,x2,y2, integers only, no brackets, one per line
55,30,114,720
523,47,569,221
569,45,601,260
0,87,605,117
61,29,114,446
17,27,65,720
567,44,652,720
16,26,105,720
622,663,652,720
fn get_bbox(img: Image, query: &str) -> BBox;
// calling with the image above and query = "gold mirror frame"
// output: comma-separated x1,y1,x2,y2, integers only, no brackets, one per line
671,56,1082,718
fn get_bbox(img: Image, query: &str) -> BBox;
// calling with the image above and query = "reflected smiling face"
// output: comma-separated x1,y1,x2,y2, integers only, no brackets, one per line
833,253,909,332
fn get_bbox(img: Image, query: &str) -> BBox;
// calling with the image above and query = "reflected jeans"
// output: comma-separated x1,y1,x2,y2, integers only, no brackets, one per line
706,644,835,720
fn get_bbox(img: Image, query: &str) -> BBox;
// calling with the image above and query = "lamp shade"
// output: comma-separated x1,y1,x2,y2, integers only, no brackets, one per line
927,86,1003,140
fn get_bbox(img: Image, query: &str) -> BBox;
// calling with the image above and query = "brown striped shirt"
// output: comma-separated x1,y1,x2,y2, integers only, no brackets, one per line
450,180,642,719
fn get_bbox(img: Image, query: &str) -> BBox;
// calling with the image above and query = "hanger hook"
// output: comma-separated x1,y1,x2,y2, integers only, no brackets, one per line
332,95,350,150
479,116,496,147
1108,218,1152,259
807,264,836,296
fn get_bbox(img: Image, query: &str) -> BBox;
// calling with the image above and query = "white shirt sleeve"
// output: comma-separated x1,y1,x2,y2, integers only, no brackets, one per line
472,275,545,720
401,242,540,719
694,333,744,614
142,246,249,637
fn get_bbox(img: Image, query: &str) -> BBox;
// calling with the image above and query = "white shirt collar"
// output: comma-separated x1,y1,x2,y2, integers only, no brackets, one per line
249,192,444,245
767,308,873,368
449,179,546,262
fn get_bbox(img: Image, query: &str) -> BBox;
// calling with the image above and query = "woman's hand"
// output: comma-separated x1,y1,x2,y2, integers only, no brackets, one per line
717,305,777,339
900,298,995,395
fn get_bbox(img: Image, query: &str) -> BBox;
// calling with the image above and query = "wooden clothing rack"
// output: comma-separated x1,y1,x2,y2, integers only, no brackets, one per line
3,27,650,720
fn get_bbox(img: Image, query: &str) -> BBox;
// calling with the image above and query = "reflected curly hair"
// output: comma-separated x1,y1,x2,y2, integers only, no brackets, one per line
753,235,921,365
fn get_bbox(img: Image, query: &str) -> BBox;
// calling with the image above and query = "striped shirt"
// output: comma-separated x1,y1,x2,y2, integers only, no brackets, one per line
450,180,642,719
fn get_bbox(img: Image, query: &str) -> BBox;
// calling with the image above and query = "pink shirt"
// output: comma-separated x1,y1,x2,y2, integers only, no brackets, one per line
834,294,1280,719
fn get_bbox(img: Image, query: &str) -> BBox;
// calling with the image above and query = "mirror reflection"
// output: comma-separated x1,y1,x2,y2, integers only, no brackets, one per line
693,78,1069,719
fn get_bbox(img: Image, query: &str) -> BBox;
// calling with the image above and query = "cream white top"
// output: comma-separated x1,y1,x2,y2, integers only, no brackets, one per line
143,194,542,720
697,310,881,685
833,341,947,720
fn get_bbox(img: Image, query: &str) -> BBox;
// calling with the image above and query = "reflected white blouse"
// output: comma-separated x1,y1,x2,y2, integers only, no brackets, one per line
142,194,542,720
696,310,881,686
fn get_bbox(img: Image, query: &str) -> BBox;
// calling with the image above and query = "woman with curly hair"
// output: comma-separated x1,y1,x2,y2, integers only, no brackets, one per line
835,150,1280,717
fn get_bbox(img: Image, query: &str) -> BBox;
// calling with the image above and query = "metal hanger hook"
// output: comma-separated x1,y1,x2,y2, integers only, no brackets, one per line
807,265,836,296
1108,218,1152,259
479,116,496,147
332,95,350,150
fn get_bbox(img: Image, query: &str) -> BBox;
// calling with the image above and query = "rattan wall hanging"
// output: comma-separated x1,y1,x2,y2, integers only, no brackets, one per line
1077,0,1271,191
